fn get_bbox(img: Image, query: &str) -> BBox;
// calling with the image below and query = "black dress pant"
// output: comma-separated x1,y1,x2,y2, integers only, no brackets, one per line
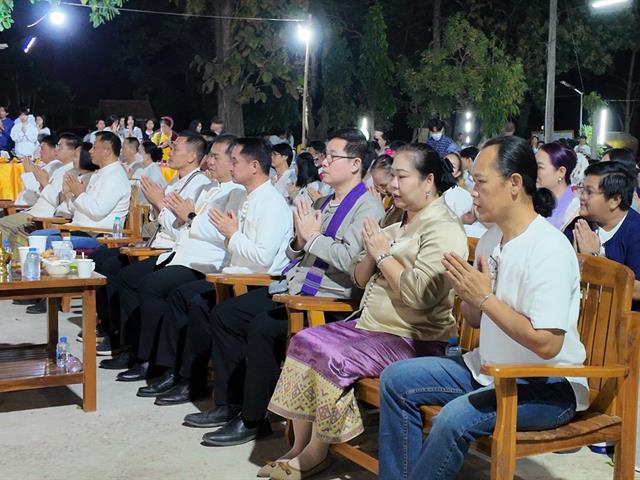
209,287,289,422
92,247,130,341
136,265,205,362
118,257,162,349
155,279,215,373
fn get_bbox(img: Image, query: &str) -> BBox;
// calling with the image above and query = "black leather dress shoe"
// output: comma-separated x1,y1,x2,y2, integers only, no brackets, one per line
154,379,191,405
183,404,241,428
137,371,176,397
12,299,38,305
26,299,46,314
201,415,272,446
116,361,149,382
99,351,133,370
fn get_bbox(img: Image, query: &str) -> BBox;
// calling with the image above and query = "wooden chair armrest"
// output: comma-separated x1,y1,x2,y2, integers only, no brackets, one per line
58,224,135,235
206,273,276,287
97,237,139,248
120,247,169,257
481,363,628,379
29,216,70,225
274,295,360,313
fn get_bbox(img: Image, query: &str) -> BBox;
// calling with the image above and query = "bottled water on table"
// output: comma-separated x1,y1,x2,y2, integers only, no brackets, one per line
112,216,123,239
445,337,462,357
23,247,41,280
61,236,74,260
3,239,12,269
56,336,69,369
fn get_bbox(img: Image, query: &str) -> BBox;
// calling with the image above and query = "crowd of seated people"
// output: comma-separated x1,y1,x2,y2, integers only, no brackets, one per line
5,115,640,480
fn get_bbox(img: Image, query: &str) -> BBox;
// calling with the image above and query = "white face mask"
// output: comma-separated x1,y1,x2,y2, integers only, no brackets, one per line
431,131,443,141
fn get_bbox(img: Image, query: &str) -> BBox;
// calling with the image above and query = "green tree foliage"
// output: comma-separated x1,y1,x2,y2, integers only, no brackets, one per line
190,0,307,108
356,2,395,128
400,14,525,137
0,0,125,31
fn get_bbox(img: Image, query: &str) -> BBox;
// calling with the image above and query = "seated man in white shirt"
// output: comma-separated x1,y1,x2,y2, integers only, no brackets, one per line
15,135,63,206
121,136,143,177
110,138,294,392
90,132,215,355
0,133,81,245
28,131,131,250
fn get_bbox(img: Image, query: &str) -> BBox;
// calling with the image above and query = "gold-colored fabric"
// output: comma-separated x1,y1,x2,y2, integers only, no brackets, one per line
268,357,364,444
353,196,468,342
0,162,24,200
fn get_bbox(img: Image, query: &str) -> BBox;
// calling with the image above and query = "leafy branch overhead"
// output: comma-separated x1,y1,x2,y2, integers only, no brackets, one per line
191,0,308,106
0,0,125,31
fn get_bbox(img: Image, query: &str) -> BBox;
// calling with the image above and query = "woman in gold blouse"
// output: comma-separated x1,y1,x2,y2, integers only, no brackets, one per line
263,143,468,479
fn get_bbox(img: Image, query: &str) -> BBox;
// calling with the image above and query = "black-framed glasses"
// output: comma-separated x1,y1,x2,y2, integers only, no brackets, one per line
324,152,357,166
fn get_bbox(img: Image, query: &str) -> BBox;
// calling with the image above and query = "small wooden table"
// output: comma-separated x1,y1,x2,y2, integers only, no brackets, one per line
0,272,106,412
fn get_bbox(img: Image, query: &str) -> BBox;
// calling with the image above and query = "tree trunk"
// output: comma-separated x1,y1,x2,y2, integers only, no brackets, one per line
544,0,557,143
624,48,636,134
214,0,244,135
432,0,441,51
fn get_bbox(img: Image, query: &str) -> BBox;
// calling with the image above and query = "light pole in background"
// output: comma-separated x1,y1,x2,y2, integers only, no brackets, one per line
297,15,312,149
560,80,584,134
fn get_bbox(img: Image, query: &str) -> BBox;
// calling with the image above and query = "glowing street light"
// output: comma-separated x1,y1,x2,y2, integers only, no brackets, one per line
23,36,37,54
591,0,630,8
359,117,370,140
49,10,66,26
297,17,312,149
597,108,608,145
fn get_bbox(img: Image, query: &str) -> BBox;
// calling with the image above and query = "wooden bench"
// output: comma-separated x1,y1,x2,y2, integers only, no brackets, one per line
279,254,639,479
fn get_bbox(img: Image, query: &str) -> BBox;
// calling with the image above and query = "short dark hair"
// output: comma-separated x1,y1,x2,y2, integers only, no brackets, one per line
578,135,587,140
272,142,294,167
234,137,272,175
308,140,326,155
210,116,224,125
604,148,637,172
427,118,445,131
396,143,457,195
18,106,29,116
58,132,82,150
178,131,207,164
584,160,636,211
95,131,122,157
211,133,238,155
40,134,57,150
503,121,516,134
327,128,374,176
141,141,162,163
460,146,479,160
295,152,320,188
108,114,119,125
483,135,555,217
79,147,99,172
124,136,140,151
188,119,202,132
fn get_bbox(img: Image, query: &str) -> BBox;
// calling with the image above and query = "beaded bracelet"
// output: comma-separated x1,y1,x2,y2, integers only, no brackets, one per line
375,252,393,267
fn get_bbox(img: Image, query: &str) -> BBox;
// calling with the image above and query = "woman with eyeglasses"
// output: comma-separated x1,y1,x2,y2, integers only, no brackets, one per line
378,136,588,480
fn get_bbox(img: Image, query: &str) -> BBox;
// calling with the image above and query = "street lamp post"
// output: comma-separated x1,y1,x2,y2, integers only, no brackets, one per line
560,80,584,134
297,15,312,149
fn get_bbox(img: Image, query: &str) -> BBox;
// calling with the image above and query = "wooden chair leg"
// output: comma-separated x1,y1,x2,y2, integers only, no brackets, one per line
490,377,517,480
61,295,71,313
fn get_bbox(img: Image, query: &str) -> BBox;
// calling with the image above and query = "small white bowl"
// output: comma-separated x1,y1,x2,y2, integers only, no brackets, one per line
43,260,71,277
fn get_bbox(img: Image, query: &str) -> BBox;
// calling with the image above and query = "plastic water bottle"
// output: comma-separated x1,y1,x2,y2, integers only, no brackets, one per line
23,247,41,280
61,236,74,260
56,336,69,369
112,216,123,239
445,337,462,357
3,239,12,269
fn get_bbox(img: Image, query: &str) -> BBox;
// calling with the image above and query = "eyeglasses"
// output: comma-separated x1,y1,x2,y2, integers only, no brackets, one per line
576,185,603,198
324,152,357,166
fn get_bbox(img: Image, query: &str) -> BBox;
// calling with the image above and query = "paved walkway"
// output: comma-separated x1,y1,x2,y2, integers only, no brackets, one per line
0,300,632,479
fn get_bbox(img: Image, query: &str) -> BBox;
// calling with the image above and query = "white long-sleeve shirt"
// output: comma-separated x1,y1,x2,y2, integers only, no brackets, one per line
164,181,245,273
131,162,167,204
16,159,63,206
10,121,38,157
225,180,293,274
69,161,130,228
150,169,210,249
26,162,75,217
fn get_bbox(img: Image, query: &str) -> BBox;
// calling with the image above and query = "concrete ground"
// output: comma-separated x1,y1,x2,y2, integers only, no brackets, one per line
0,299,634,480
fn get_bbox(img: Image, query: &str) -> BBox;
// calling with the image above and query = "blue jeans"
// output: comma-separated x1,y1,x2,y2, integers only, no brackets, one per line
30,229,100,250
378,356,577,480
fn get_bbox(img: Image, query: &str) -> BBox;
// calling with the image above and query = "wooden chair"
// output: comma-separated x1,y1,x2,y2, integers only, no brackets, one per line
206,272,276,304
0,199,31,216
278,254,639,479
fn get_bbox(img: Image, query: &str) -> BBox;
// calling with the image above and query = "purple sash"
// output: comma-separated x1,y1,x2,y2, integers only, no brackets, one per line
283,182,367,296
